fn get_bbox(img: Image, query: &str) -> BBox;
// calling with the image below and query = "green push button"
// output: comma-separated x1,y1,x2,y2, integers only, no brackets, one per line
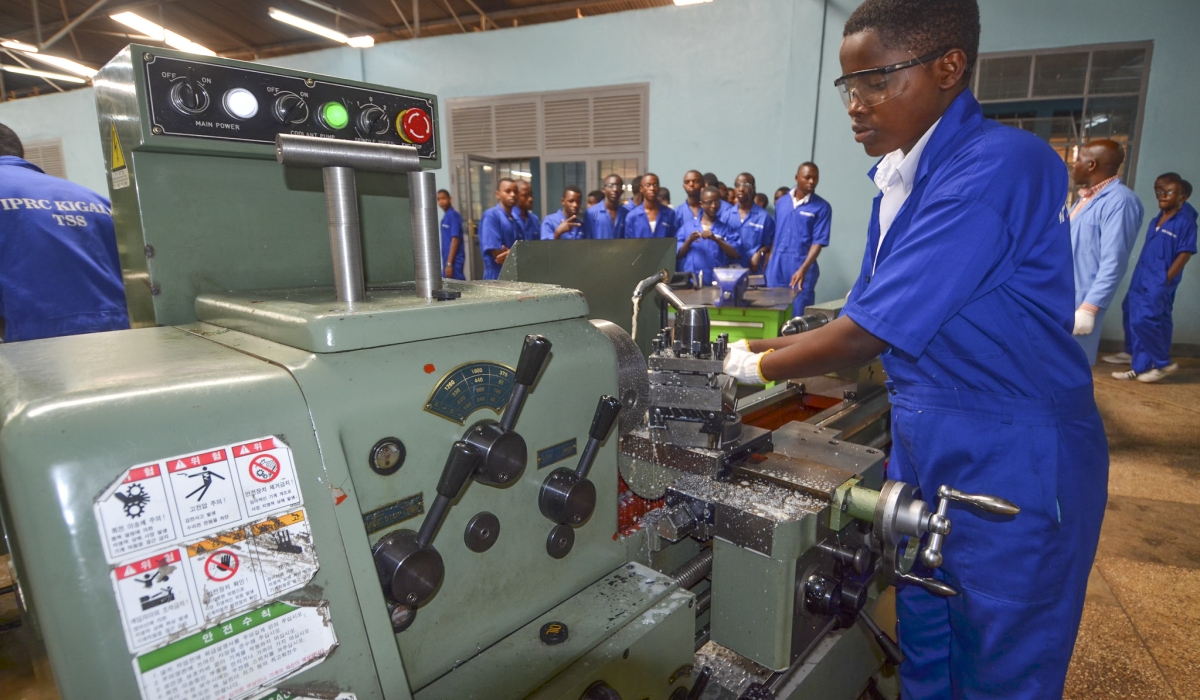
320,101,349,130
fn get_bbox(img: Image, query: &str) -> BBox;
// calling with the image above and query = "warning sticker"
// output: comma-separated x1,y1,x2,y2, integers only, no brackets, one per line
111,548,200,651
252,691,356,700
187,529,263,623
246,510,318,598
110,122,130,190
167,448,243,536
230,438,301,517
94,436,303,565
95,463,178,562
134,601,337,700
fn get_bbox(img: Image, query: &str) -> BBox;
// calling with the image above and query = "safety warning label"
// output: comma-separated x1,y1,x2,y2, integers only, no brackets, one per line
110,508,319,653
94,436,304,565
134,601,337,700
252,691,356,700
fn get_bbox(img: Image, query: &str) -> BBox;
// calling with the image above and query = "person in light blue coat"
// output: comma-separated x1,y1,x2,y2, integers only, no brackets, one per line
586,174,627,239
540,186,585,240
1067,140,1144,364
625,173,678,240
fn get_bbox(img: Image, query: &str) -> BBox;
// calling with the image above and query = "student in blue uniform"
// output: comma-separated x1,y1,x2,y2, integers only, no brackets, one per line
767,162,831,315
722,2,1107,698
515,180,540,241
724,173,775,273
622,175,643,213
676,170,705,232
437,189,466,280
625,173,679,240
0,123,129,341
586,174,627,240
1109,172,1196,383
478,178,520,280
540,186,585,240
704,172,735,218
677,186,740,285
1067,140,1144,364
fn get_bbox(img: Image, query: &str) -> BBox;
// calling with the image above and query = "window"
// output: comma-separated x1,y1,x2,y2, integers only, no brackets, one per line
597,158,640,203
447,84,648,216
974,43,1151,190
23,139,67,179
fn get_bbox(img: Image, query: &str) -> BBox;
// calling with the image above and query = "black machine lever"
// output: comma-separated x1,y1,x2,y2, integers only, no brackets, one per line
417,441,479,548
858,609,905,667
500,334,552,431
539,395,621,527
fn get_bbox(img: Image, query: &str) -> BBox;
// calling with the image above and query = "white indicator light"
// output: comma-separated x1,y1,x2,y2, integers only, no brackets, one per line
223,88,259,120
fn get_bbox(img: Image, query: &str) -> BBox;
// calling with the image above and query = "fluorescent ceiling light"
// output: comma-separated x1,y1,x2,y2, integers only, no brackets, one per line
1,39,39,52
673,0,713,5
268,8,374,48
19,52,97,78
1,65,87,83
110,12,217,56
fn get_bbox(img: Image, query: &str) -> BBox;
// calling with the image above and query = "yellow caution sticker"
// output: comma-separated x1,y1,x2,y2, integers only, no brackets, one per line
110,122,130,189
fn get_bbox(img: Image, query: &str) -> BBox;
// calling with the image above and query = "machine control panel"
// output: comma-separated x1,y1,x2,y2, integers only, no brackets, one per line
143,53,437,159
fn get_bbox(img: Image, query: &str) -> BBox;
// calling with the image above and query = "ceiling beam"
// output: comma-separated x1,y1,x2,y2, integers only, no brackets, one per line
40,0,113,51
5,0,184,42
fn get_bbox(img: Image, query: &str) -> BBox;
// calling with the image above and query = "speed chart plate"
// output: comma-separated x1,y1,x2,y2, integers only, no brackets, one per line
425,361,516,424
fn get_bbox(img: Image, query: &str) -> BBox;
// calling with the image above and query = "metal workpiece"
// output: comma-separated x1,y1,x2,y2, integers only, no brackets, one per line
591,320,649,436
322,165,367,303
407,170,448,301
275,133,421,173
621,426,773,482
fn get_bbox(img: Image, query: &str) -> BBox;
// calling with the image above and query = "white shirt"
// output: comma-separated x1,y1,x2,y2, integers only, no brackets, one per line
789,189,811,209
872,117,942,269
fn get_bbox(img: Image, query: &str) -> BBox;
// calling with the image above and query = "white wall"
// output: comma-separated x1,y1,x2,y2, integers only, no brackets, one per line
3,0,1197,343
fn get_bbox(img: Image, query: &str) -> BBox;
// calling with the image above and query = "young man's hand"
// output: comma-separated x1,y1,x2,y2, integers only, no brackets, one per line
790,267,807,291
555,216,581,238
444,264,453,277
495,246,510,264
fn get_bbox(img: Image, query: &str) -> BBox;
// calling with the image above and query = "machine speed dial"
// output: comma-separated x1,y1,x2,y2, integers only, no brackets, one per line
169,78,210,116
273,92,310,125
357,104,390,136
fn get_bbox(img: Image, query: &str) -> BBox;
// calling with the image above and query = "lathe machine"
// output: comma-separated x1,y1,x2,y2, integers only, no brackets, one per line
0,48,1017,700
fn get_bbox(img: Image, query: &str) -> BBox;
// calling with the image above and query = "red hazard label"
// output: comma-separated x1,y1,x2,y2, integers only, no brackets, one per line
204,550,239,581
232,438,277,458
122,464,162,483
116,549,181,580
248,454,281,483
167,449,228,473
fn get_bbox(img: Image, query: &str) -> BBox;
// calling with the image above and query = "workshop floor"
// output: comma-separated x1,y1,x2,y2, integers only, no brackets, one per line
1,359,1198,700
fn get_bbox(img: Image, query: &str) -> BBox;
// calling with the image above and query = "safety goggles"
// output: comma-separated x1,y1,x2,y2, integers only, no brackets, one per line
834,50,944,108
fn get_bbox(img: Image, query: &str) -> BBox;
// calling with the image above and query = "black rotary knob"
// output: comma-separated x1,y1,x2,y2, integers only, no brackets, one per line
273,92,310,125
357,104,390,136
170,78,209,115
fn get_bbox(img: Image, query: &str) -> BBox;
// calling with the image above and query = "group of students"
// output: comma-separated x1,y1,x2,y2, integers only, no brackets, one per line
438,165,834,315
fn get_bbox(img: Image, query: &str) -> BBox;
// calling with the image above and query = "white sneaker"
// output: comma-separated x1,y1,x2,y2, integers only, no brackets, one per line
1101,352,1132,364
1136,363,1179,383
1111,369,1138,380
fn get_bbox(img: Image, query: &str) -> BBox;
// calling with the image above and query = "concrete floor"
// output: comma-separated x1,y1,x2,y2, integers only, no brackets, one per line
0,359,1197,699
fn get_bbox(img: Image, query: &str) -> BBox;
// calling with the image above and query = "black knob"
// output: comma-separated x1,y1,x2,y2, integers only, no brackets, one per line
581,681,622,700
418,441,479,546
539,468,597,526
463,420,527,486
588,395,622,443
273,92,309,125
357,104,390,136
514,335,552,386
373,529,443,607
170,78,209,115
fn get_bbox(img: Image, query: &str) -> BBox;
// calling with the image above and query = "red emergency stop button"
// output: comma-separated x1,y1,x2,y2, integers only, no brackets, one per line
398,108,432,144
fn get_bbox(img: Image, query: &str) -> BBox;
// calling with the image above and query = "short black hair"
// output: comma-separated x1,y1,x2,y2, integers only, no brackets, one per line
844,0,980,78
702,172,718,187
587,189,603,201
736,172,756,186
775,186,790,196
563,185,582,198
1183,180,1193,198
1156,172,1185,190
659,186,671,202
437,189,451,197
0,123,23,159
701,185,721,198
497,177,516,189
798,161,819,174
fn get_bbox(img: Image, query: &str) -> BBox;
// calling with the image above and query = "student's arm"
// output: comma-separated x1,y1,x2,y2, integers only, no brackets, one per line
677,227,699,258
712,231,740,260
790,244,824,290
444,236,461,277
752,316,888,380
1168,252,1192,283
479,213,507,264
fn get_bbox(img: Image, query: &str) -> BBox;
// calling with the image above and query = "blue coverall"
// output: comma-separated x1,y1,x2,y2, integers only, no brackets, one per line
515,209,539,242
625,204,678,240
721,204,776,270
585,201,626,240
540,209,584,240
1120,203,1197,373
478,203,519,280
675,215,739,286
0,156,129,341
1069,182,1144,363
767,191,831,315
440,205,465,280
842,91,1107,700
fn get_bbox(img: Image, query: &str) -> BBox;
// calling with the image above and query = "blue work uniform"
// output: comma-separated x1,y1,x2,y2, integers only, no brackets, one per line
675,201,703,233
721,204,776,269
515,209,540,242
1120,204,1197,373
478,203,519,280
767,191,831,315
540,209,584,240
676,215,739,286
440,205,465,280
585,201,626,240
842,91,1107,700
0,156,129,342
625,204,678,240
1069,182,1143,363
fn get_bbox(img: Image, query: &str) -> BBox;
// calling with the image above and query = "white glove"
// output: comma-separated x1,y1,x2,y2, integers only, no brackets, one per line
1072,308,1095,336
723,347,773,384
